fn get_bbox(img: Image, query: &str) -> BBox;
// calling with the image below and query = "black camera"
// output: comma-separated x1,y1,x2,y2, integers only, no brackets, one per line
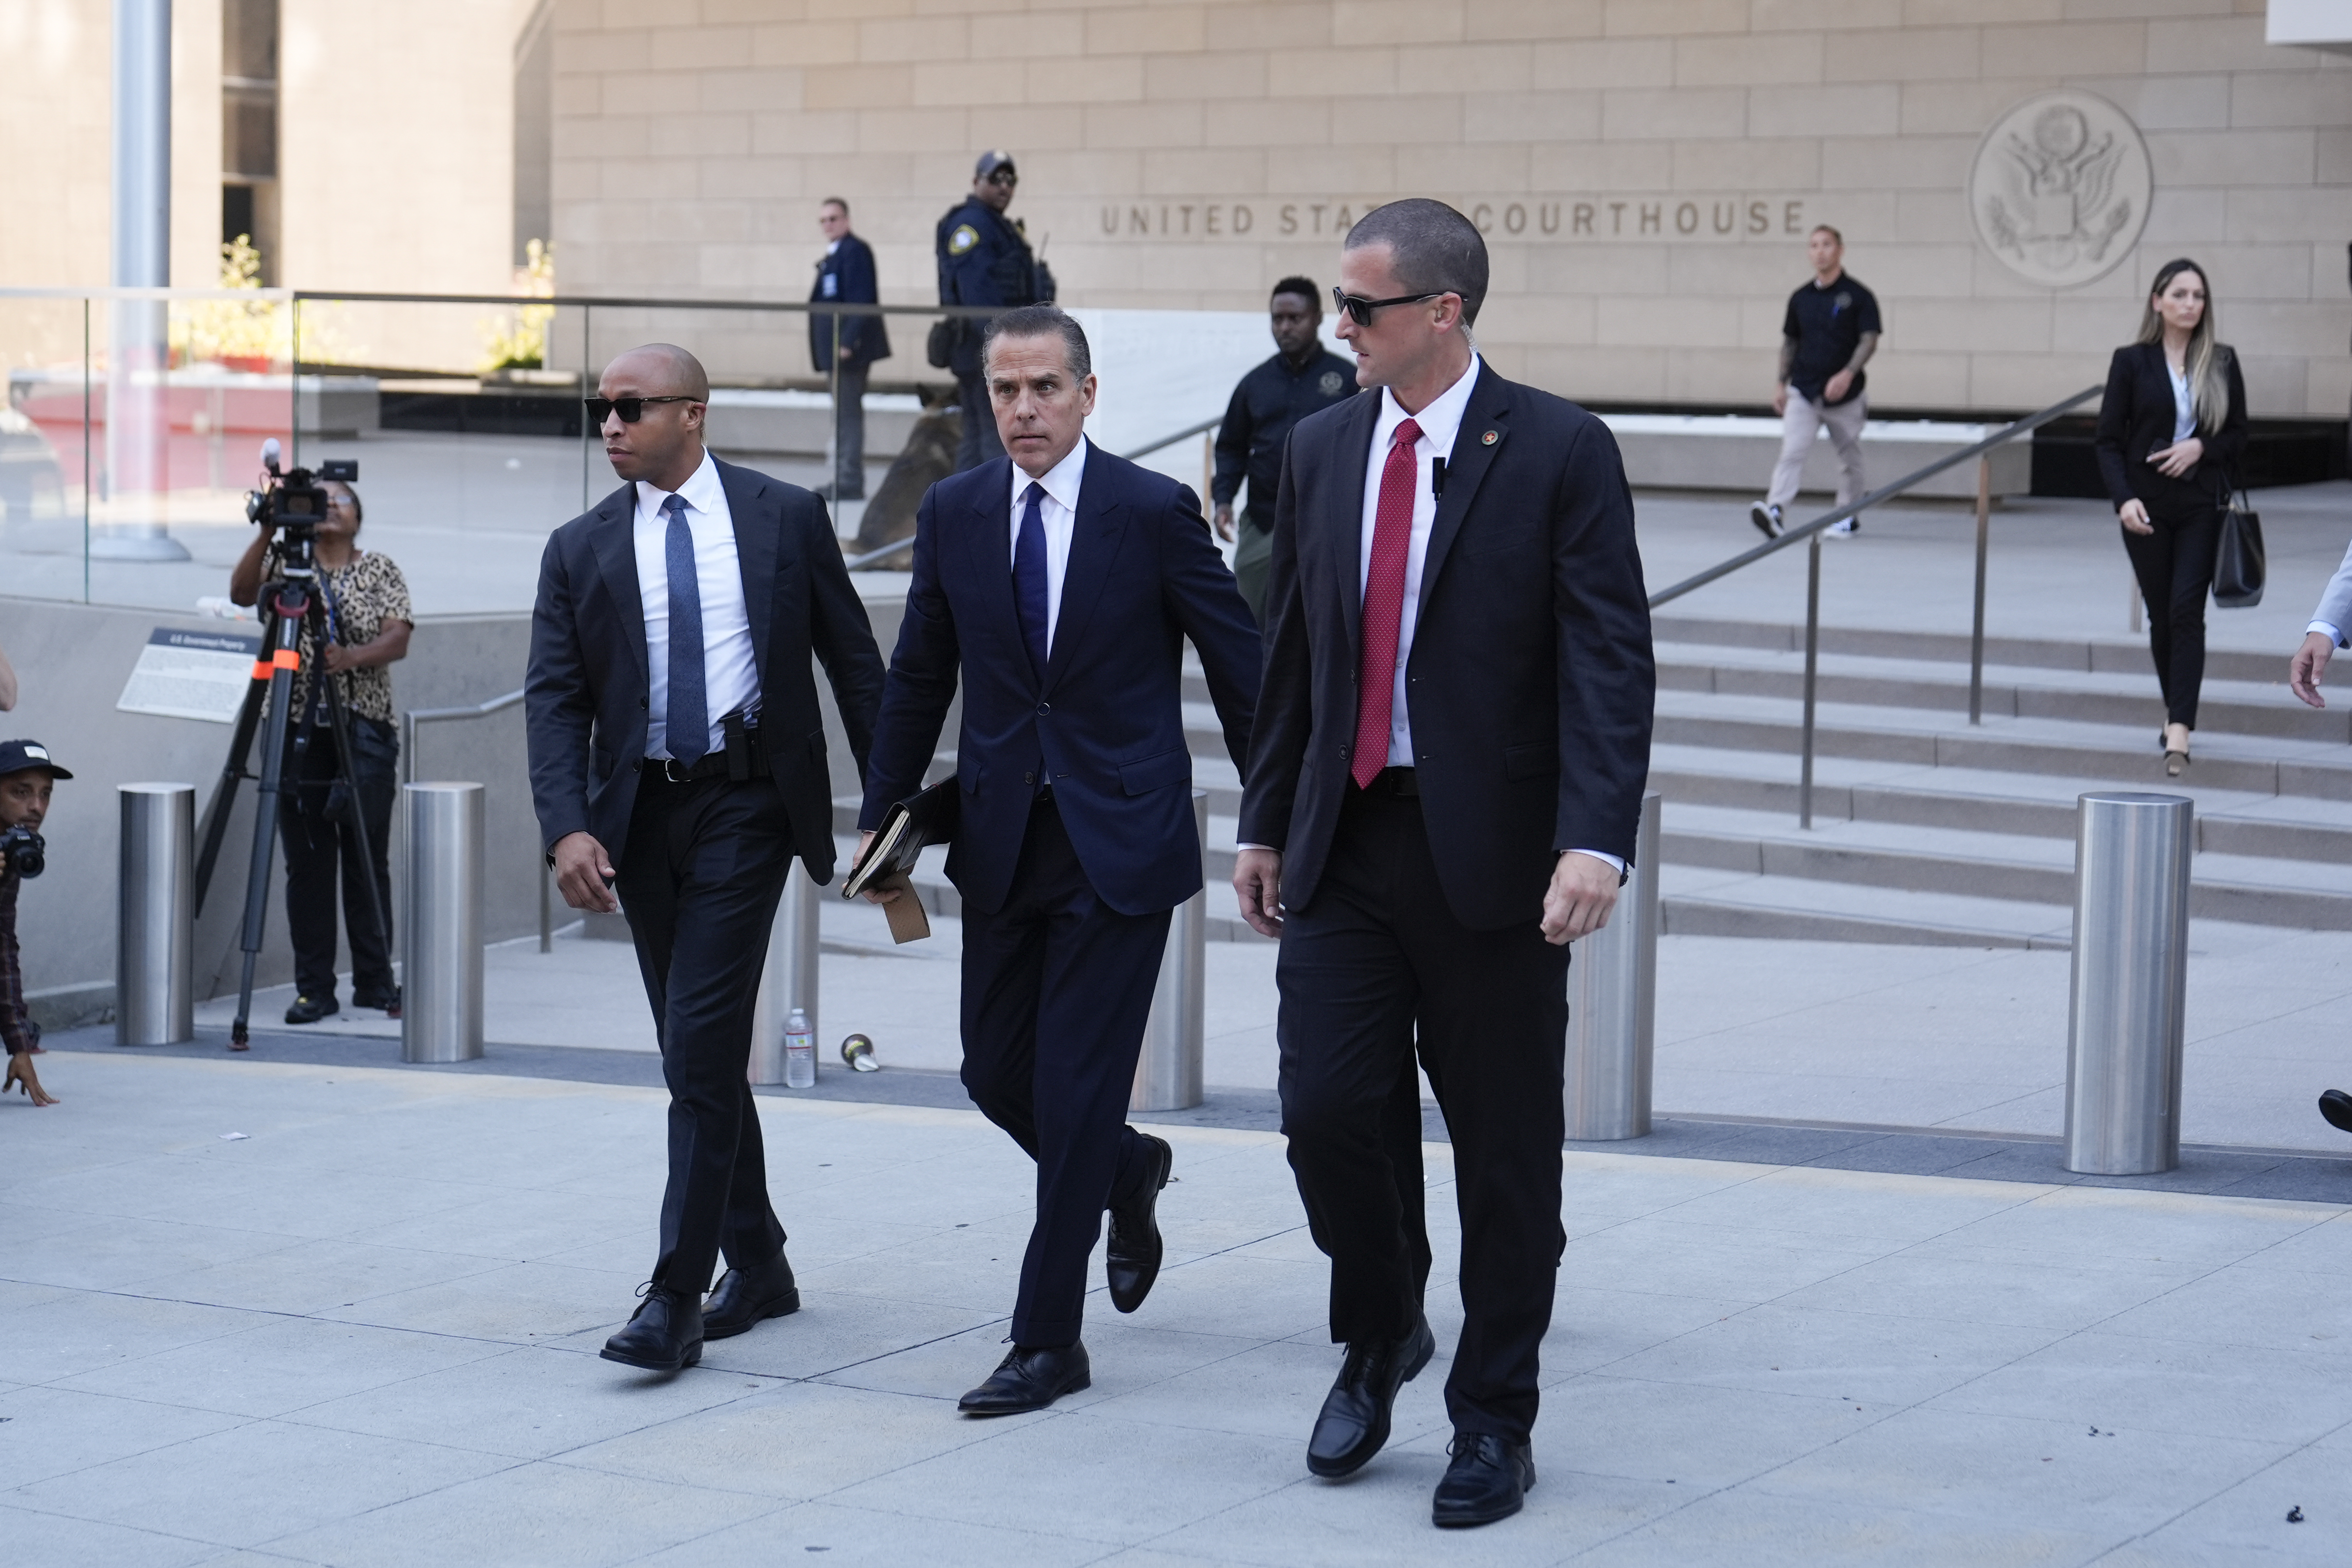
0,824,42,879
245,439,357,570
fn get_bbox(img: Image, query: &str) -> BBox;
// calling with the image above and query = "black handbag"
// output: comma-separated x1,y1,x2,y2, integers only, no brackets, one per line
2213,483,2266,608
925,316,960,370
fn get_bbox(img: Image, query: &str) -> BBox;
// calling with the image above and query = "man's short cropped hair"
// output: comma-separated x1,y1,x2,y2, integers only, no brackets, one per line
1811,224,1843,245
982,305,1092,381
1342,199,1488,325
1271,276,1321,308
822,196,849,216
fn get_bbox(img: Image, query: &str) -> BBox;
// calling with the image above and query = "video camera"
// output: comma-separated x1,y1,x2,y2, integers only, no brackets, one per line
245,438,357,571
0,824,41,879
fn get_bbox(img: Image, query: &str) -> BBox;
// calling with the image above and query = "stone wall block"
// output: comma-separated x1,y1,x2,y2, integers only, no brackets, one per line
1268,47,1401,97
1598,295,1744,348
1898,79,2044,137
1864,350,1970,408
1822,26,1981,83
1531,38,1674,90
854,106,975,154
1750,83,1903,140
804,64,914,111
1674,32,1822,87
650,27,759,72
1603,0,1747,37
1670,137,1822,190
1332,95,1466,146
1144,51,1273,102
1525,243,1674,295
696,69,805,115
1140,149,1270,196
2090,73,2231,132
753,110,856,155
1202,99,1334,148
752,23,860,68
1531,141,1677,190
651,115,755,158
2316,129,2352,185
1205,2,1331,50
1084,4,1209,56
554,28,658,75
1820,132,1975,192
1900,296,2056,355
2229,69,2352,131
2227,186,2352,244
1331,0,1467,46
1892,191,1976,244
1015,56,1145,105
2145,128,2315,188
1465,91,1602,145
1465,0,1603,42
2147,18,2323,74
1399,142,1529,191
1752,0,1905,30
1081,101,1208,149
860,16,972,64
2141,187,2228,244
1603,88,1747,141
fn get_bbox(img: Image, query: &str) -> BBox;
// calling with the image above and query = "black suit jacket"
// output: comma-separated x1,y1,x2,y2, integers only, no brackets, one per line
525,456,886,882
1239,363,1655,931
858,442,1260,918
809,233,890,372
2094,340,2249,513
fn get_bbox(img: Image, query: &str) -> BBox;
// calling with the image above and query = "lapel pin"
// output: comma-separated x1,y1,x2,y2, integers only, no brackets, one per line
1481,430,1498,445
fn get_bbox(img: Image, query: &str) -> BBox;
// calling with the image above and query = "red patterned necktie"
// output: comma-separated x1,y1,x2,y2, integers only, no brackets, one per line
1351,416,1423,789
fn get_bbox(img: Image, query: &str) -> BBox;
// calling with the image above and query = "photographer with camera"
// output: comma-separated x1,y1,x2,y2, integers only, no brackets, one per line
229,477,412,1024
0,740,64,1105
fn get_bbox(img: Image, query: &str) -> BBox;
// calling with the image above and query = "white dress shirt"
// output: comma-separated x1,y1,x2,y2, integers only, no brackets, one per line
2167,362,2196,446
632,448,759,760
1009,435,1088,657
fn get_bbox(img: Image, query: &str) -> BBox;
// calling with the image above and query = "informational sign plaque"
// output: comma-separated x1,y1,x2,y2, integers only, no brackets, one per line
116,627,264,723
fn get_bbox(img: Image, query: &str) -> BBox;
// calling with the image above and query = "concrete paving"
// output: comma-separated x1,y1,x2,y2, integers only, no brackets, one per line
192,897,2352,1156
5,1049,2351,1565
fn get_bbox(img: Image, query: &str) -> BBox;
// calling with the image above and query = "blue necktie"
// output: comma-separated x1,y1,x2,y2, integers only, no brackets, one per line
662,493,708,765
1013,481,1050,680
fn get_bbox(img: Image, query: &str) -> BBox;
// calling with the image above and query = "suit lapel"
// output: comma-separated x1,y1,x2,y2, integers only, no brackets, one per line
588,484,648,683
962,458,1029,686
1330,392,1377,666
719,458,777,681
1043,441,1125,697
1416,364,1511,620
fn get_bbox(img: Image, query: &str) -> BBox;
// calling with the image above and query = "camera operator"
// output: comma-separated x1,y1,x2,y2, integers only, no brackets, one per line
229,478,413,1024
0,740,64,1105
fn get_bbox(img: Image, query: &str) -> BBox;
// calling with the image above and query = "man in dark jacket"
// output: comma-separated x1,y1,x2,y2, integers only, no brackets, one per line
1213,277,1357,623
527,343,885,1375
810,197,889,503
936,151,1053,473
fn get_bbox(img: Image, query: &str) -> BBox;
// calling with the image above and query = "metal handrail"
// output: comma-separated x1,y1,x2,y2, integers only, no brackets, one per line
841,415,1225,570
1649,384,2103,829
400,688,551,952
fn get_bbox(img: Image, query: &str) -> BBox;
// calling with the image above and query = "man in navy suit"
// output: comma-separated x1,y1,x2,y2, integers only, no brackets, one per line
857,305,1260,1414
527,343,885,1373
1236,200,1654,1527
810,198,889,502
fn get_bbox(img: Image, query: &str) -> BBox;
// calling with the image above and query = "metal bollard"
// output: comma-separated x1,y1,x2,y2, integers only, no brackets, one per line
1134,789,1209,1113
751,862,823,1085
1565,790,1661,1140
401,783,484,1063
2064,792,2193,1175
116,783,194,1045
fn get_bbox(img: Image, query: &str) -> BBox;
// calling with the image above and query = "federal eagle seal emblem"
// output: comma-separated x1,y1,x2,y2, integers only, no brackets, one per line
1319,370,1344,396
1969,90,2151,289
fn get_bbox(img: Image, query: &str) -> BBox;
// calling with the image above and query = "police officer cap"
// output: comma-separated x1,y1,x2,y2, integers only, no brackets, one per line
0,740,71,781
975,150,1017,180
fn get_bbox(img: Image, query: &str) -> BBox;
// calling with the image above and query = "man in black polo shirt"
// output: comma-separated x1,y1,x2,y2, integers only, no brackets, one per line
1212,277,1357,622
1751,225,1881,540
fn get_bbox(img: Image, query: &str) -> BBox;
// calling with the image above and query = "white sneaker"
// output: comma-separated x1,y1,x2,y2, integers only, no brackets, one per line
1827,517,1859,537
1749,501,1782,540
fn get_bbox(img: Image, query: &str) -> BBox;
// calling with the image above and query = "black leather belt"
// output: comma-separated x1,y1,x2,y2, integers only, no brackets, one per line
1355,766,1418,798
636,751,768,784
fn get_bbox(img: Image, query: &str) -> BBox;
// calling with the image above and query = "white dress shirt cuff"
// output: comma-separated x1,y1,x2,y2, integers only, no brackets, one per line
1568,849,1626,878
1237,842,1274,853
2310,620,2346,649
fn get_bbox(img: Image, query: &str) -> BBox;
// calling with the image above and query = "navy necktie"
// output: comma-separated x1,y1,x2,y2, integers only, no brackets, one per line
1013,481,1050,680
662,493,708,765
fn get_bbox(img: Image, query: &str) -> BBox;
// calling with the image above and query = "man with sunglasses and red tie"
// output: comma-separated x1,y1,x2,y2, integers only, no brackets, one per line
527,343,885,1374
1233,200,1653,1528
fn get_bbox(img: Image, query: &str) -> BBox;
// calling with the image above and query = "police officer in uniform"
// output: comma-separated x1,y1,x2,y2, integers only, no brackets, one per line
1211,276,1357,624
935,151,1053,472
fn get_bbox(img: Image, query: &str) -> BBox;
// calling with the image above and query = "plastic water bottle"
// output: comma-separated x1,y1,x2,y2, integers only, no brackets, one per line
784,1008,816,1089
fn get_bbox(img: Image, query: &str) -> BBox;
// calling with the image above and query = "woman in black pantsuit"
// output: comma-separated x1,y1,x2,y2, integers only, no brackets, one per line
2095,258,2248,776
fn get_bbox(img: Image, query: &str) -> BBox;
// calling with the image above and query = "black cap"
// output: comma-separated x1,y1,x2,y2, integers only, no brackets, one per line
0,740,70,781
975,150,1017,180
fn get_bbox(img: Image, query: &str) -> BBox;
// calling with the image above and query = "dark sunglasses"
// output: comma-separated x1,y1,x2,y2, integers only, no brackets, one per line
1331,286,1445,327
985,169,1018,187
584,395,694,424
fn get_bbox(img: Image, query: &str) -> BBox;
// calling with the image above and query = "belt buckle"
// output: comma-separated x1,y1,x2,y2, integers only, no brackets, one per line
662,756,692,784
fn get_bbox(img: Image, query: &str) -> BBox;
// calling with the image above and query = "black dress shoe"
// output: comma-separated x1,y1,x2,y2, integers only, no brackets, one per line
957,1342,1090,1416
601,1285,703,1373
1305,1312,1436,1478
1106,1134,1172,1314
2322,1090,2352,1136
703,1252,800,1340
283,993,338,1025
1432,1431,1536,1528
353,985,401,1018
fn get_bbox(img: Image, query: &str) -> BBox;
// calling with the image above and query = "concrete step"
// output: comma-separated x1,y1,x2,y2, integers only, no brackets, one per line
1650,611,2286,686
1645,743,2352,862
1659,802,2352,932
1654,640,2347,745
1653,691,2352,801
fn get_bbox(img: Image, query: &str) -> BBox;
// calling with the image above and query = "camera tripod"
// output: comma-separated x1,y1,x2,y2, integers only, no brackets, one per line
194,554,392,1050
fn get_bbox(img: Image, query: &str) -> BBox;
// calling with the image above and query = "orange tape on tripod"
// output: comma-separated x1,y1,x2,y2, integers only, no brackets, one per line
272,649,300,671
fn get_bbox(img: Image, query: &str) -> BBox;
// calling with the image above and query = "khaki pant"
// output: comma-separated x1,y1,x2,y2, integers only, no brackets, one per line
1767,392,1867,514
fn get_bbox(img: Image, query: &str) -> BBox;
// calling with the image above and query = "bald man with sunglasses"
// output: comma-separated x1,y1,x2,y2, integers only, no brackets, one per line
527,343,886,1374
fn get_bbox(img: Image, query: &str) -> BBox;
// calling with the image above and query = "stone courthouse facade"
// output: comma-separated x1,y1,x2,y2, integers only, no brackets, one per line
541,1,2352,420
